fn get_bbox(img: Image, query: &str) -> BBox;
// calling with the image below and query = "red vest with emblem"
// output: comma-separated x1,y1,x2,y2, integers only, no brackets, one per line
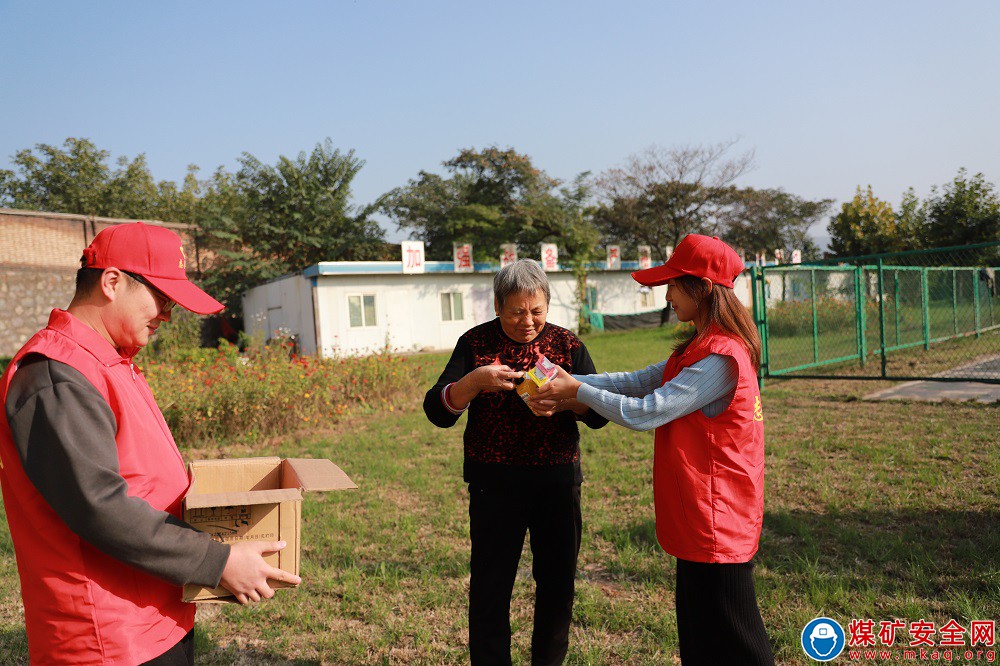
0,310,194,665
652,328,765,563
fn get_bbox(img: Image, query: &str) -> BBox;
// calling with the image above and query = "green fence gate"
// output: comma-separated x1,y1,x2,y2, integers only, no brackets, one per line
752,241,1000,384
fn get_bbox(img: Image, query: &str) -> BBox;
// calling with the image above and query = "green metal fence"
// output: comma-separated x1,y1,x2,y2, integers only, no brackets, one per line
752,241,1000,384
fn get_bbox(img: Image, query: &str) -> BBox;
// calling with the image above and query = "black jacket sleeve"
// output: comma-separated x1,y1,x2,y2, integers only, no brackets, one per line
572,342,609,430
5,356,230,588
423,336,475,428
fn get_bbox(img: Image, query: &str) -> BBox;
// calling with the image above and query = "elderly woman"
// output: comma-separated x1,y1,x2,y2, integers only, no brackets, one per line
424,259,607,666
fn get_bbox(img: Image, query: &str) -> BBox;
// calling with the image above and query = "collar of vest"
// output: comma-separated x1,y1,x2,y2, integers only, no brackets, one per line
678,324,725,357
45,309,136,366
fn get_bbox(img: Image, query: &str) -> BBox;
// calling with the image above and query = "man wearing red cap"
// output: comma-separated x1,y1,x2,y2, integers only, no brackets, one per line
0,223,300,665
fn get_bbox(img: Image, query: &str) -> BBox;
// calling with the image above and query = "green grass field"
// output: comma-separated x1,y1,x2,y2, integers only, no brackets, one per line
1,326,998,664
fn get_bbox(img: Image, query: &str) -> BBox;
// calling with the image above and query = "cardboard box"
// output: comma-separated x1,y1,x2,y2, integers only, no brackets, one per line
182,456,357,603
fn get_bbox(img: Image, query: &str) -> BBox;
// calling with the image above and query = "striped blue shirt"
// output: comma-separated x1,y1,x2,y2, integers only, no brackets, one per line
574,353,738,431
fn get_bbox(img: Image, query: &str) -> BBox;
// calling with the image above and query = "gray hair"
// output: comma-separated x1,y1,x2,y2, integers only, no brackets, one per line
493,259,550,310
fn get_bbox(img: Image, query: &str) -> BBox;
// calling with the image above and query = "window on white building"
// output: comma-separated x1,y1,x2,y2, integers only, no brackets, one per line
440,292,464,321
348,294,377,327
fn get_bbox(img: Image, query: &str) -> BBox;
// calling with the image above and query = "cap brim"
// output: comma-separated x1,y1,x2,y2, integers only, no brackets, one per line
144,275,225,315
631,264,684,287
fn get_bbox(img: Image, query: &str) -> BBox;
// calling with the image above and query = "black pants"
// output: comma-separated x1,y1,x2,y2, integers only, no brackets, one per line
468,483,582,666
675,558,774,665
141,629,194,666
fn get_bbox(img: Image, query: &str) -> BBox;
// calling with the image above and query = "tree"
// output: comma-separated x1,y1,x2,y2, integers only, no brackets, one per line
384,146,597,263
0,138,187,221
384,169,504,261
234,139,386,268
896,187,926,249
827,186,905,257
100,154,161,219
594,140,755,261
922,169,1000,249
186,168,271,314
1,136,392,321
718,188,830,261
194,141,388,315
0,138,112,215
155,165,203,227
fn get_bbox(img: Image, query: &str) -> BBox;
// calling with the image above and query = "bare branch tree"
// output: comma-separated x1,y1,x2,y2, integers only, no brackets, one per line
595,139,755,260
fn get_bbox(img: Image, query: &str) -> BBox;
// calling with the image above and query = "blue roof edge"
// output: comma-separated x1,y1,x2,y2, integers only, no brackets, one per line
300,259,773,279
302,260,656,276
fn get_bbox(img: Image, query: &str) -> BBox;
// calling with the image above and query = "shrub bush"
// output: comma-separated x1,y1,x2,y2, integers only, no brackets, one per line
767,297,847,337
144,309,205,362
144,340,425,448
766,296,909,337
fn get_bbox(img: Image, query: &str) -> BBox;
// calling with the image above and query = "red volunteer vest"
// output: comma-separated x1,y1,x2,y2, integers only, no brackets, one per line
0,310,194,665
652,328,765,563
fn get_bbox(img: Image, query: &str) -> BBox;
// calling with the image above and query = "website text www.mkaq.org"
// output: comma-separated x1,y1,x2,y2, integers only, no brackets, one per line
847,648,996,662
839,618,997,662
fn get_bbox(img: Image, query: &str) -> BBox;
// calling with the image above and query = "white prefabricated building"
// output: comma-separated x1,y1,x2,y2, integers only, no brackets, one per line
242,260,767,357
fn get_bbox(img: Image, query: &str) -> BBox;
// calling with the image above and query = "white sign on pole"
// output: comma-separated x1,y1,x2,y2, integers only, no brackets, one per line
774,249,784,264
540,243,559,271
606,245,621,270
500,243,518,268
791,249,802,264
665,245,674,260
453,243,473,272
638,245,652,270
401,240,425,274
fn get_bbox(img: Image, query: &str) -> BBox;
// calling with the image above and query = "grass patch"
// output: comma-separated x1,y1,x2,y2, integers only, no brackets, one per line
1,327,997,664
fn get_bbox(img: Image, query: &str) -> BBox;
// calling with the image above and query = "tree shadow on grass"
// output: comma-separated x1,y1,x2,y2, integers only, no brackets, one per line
759,509,1000,599
602,509,999,603
0,623,322,665
593,519,659,553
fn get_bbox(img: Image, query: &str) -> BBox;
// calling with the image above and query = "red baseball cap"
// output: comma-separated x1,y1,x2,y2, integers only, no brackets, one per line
631,234,745,288
82,222,224,314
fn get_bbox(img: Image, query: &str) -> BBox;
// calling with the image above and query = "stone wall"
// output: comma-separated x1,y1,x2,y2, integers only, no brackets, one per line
0,209,198,269
0,266,77,357
0,209,198,358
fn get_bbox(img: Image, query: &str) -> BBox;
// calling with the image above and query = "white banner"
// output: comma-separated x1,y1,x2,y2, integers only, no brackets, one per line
540,243,559,271
791,249,802,264
453,243,473,272
606,245,621,270
638,245,652,270
500,243,518,268
401,240,425,274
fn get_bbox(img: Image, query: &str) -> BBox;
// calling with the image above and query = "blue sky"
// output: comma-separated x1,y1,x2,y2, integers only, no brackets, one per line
2,1,998,248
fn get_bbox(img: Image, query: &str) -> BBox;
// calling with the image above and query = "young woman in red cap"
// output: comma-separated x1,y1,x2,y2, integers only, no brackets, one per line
530,234,773,665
